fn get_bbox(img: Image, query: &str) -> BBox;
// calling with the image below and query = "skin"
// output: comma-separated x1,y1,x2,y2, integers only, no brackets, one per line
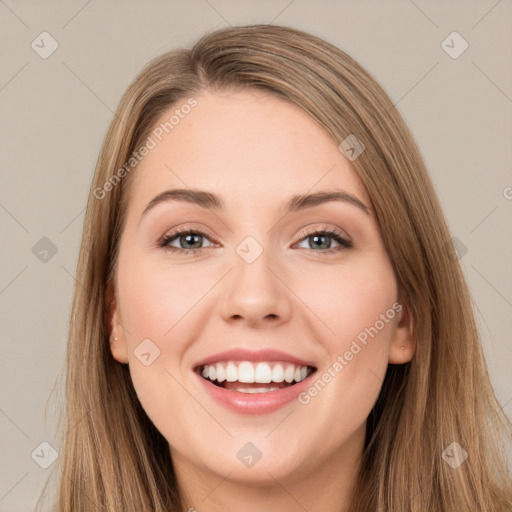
108,88,415,512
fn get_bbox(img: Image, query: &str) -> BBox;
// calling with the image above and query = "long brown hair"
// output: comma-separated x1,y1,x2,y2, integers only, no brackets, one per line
38,24,512,511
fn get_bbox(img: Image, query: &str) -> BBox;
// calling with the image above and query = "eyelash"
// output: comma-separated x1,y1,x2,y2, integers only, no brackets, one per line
157,225,353,256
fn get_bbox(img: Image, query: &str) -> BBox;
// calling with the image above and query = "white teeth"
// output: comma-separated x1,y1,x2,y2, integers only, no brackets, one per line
284,365,295,383
238,361,255,383
236,386,281,393
226,362,238,382
271,363,285,382
254,363,272,383
199,360,312,384
216,363,226,382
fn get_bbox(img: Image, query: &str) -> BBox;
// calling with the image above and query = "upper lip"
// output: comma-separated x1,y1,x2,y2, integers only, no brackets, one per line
193,348,317,370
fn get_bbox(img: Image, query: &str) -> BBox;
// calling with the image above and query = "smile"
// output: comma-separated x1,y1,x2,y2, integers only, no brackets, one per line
193,360,318,414
196,361,315,393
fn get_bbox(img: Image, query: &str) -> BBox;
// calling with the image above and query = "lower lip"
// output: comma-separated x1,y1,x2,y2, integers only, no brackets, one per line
194,370,316,415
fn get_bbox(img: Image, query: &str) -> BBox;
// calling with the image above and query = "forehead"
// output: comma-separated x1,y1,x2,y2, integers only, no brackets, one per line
126,88,371,216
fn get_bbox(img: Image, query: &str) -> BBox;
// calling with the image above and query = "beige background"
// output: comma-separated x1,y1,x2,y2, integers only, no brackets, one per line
1,1,511,510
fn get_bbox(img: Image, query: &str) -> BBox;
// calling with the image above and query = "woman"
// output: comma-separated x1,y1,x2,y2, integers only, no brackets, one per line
39,24,512,511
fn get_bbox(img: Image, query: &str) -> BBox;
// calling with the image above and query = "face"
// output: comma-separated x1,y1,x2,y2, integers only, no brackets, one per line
109,88,414,490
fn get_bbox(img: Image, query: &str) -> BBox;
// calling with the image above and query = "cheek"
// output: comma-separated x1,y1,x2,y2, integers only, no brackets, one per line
117,255,193,433
117,250,206,339
295,255,398,349
116,252,209,410
119,241,398,356
295,263,398,440
293,254,398,408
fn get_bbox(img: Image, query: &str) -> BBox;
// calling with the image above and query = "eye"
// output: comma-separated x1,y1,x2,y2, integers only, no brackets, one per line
158,224,352,256
294,225,352,254
158,227,217,256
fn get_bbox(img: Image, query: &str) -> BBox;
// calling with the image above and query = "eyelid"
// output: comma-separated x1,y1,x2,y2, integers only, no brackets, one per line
158,222,353,256
156,225,220,255
159,223,218,242
294,224,352,245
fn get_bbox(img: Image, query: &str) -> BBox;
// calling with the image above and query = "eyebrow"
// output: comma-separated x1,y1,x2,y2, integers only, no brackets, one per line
140,188,370,221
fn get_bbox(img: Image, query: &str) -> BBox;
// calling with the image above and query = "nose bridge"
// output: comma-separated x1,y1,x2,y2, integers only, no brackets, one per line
219,232,291,323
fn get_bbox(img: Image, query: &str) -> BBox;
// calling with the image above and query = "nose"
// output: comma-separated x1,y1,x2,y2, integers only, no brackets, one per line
219,248,292,327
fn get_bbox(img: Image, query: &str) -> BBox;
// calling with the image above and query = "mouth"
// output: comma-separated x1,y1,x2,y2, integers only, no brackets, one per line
194,361,318,394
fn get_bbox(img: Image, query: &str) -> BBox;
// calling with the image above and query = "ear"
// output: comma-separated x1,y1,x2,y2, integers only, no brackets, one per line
388,299,415,365
106,283,129,364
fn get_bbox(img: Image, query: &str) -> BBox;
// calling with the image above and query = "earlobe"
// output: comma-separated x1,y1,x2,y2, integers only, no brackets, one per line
106,287,129,364
109,332,129,364
388,300,415,365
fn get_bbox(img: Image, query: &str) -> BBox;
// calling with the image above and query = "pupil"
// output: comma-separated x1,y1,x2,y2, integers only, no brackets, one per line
182,233,202,249
182,234,332,250
311,234,330,250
